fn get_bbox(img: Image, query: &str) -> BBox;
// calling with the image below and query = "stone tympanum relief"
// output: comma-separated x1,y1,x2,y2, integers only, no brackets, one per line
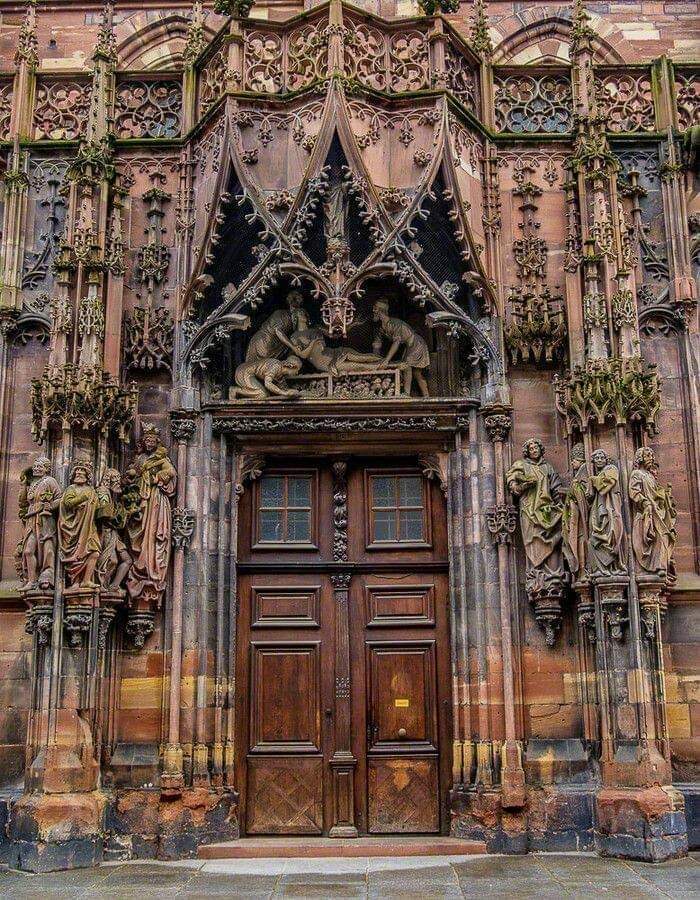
124,424,176,608
17,455,61,591
228,292,432,400
629,446,676,581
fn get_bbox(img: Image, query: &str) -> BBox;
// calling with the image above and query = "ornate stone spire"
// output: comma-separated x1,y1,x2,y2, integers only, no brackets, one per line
14,0,38,73
184,0,206,67
471,0,493,61
94,0,117,67
570,0,595,56
213,0,255,17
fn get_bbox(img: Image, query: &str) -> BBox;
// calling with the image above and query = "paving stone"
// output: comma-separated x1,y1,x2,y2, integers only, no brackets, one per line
184,873,278,897
275,873,367,897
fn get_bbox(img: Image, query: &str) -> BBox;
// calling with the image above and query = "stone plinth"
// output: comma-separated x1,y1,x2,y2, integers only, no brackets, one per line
595,786,688,861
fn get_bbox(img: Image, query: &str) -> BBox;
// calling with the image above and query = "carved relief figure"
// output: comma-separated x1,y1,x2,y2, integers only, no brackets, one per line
588,449,626,576
373,299,430,397
58,460,101,589
506,439,565,596
125,425,176,606
230,355,303,399
244,290,303,363
96,468,132,591
562,442,590,580
629,446,676,580
275,309,383,375
17,455,61,591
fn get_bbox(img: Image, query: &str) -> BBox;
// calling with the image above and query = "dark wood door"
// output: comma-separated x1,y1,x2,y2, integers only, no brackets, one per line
236,458,450,836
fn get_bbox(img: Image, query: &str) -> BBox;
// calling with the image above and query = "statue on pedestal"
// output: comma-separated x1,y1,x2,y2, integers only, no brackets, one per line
17,455,61,591
125,425,176,607
506,439,566,642
562,442,590,580
629,446,676,580
96,468,132,591
58,460,101,589
588,449,626,577
372,299,430,397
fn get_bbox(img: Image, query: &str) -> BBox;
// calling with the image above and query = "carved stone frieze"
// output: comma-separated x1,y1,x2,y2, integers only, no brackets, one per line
213,416,439,434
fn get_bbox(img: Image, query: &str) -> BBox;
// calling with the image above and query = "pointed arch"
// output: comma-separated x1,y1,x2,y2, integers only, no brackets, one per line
115,11,222,71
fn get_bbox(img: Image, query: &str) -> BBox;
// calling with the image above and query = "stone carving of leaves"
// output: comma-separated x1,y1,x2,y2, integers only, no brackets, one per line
33,79,91,140
494,72,572,134
674,70,699,131
596,72,655,133
390,30,430,93
114,80,183,139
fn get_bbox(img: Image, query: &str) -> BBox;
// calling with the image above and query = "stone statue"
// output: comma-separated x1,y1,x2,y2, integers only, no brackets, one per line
506,439,565,597
96,468,132,591
372,299,430,397
275,309,383,375
230,355,303,399
58,459,101,589
562,443,590,580
588,449,626,576
17,455,61,591
244,290,303,363
125,425,177,607
629,446,676,580
323,181,349,247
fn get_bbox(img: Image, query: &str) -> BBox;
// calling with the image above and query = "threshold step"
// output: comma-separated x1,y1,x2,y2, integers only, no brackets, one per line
198,836,487,859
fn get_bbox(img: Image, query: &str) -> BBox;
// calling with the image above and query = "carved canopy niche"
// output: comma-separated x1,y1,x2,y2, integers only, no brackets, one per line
181,84,499,403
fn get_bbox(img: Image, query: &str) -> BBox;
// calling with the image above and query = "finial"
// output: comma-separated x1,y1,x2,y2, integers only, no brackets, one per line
15,0,38,73
570,0,595,55
471,0,493,61
416,0,459,15
95,0,117,65
213,0,255,18
184,0,206,67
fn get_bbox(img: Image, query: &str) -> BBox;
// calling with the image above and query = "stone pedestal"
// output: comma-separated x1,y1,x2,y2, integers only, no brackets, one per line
595,786,688,861
8,791,107,873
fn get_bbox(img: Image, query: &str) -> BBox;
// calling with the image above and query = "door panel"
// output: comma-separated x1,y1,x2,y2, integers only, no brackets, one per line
368,758,440,833
247,757,323,834
250,643,321,752
367,642,437,750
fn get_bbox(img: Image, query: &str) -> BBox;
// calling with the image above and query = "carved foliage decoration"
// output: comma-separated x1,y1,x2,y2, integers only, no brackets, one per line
123,306,174,374
494,71,572,134
22,157,69,301
674,69,699,131
0,79,13,140
114,79,183,139
595,70,655,133
33,78,91,141
198,41,230,117
444,43,478,112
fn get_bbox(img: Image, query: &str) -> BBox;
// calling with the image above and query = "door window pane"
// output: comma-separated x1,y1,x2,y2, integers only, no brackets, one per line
257,474,314,545
370,474,425,544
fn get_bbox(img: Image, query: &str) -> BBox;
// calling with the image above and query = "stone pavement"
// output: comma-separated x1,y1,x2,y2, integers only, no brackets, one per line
0,852,698,898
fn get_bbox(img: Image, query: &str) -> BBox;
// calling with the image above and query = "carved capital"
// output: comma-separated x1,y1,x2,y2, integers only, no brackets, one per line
485,504,517,544
172,507,196,550
171,417,197,443
331,572,351,591
125,610,155,649
483,413,512,443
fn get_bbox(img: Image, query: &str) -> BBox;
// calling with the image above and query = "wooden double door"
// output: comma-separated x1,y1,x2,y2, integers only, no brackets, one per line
236,457,452,836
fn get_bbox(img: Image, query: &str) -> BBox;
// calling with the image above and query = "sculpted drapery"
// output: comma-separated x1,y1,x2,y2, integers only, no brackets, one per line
629,446,676,579
588,450,626,576
562,443,589,579
58,461,101,588
125,425,176,607
18,456,61,591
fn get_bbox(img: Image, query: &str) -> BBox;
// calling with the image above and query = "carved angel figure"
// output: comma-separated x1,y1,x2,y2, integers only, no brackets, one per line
587,449,626,576
58,460,101,589
629,446,676,579
96,468,132,591
373,299,430,397
17,455,61,591
562,443,590,579
125,425,176,607
506,439,565,594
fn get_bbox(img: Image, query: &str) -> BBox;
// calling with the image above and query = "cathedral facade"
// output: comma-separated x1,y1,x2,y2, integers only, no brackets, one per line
0,0,697,871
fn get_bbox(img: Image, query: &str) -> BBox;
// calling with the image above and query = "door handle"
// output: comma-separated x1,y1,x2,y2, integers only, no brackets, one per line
398,727,407,739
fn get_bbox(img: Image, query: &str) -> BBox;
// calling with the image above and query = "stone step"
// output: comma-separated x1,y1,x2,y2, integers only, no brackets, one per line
198,836,487,859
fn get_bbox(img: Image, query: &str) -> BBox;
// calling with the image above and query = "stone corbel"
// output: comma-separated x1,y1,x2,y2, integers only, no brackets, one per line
172,507,196,550
418,452,448,496
235,452,265,499
598,581,629,643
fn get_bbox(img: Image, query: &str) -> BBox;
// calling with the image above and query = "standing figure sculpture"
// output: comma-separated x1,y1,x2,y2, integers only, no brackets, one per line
629,446,676,580
506,439,566,612
588,449,626,576
372,299,430,397
125,425,177,607
562,443,590,580
96,468,132,591
17,455,61,591
58,460,101,589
